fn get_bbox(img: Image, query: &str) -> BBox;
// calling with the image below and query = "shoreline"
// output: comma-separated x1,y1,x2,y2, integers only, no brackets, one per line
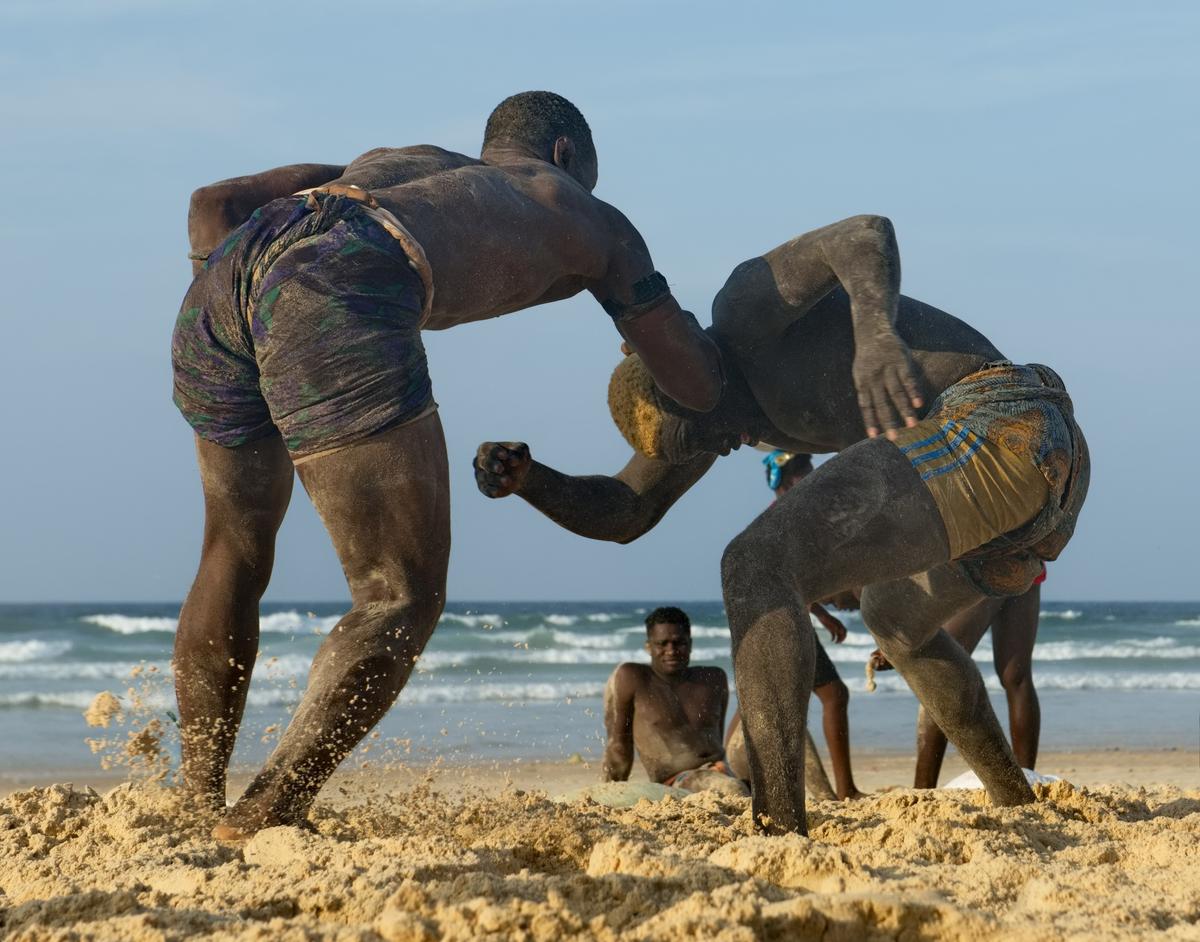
3,746,1193,799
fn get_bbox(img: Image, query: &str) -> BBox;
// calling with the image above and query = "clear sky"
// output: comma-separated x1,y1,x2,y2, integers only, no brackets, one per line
1,1,1195,603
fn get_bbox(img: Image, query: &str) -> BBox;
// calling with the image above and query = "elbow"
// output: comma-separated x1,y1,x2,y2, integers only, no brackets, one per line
613,505,662,545
849,213,893,233
847,214,896,245
188,184,228,222
188,184,240,252
616,526,650,546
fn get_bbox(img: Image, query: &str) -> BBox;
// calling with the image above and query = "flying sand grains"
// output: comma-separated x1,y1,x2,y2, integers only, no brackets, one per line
83,691,122,728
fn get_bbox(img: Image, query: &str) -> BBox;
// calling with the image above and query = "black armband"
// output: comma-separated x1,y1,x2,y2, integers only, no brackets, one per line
601,270,671,320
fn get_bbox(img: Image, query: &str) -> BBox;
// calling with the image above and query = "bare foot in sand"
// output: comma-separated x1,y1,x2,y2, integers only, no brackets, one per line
212,815,317,843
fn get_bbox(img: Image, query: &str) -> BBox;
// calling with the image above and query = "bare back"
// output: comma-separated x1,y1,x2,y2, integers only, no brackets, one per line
329,146,620,330
713,284,1006,454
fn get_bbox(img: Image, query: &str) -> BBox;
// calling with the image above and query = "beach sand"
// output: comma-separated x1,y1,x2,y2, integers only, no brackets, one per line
1,749,1197,940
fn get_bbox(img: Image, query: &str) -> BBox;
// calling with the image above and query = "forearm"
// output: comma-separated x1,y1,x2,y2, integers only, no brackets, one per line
614,298,724,413
516,462,654,543
715,215,901,348
188,163,345,262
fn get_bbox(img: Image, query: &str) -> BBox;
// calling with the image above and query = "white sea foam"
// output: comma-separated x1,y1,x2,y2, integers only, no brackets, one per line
585,613,622,623
415,645,730,671
842,671,1200,694
1174,618,1200,627
0,660,143,681
545,614,579,627
549,631,626,649
5,666,1198,713
82,610,342,635
824,635,1200,666
0,691,103,710
82,614,178,634
259,612,342,634
1040,609,1083,620
690,625,733,639
1022,671,1200,691
254,654,315,678
1033,638,1200,660
438,612,504,628
398,681,607,706
0,639,71,663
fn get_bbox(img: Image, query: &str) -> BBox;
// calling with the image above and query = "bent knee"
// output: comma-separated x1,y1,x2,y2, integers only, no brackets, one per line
999,664,1034,692
721,528,822,609
335,597,444,648
819,679,850,707
198,532,277,597
859,594,905,648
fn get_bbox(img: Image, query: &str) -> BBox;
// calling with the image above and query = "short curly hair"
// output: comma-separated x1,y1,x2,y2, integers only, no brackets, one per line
645,606,691,635
483,91,596,166
608,355,669,458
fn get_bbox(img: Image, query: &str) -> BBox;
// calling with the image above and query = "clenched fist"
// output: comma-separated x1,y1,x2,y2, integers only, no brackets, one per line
474,442,532,498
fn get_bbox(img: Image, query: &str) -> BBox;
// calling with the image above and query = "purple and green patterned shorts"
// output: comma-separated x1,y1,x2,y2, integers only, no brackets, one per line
172,192,434,458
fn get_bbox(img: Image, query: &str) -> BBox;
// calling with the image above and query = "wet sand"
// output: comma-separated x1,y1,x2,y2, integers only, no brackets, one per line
1,749,1196,940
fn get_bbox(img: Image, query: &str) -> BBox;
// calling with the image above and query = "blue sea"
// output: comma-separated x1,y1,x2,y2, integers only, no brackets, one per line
1,601,1197,775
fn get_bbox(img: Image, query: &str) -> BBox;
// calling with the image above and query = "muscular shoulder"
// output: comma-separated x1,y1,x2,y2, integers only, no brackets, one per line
610,662,653,690
339,145,481,188
348,144,476,166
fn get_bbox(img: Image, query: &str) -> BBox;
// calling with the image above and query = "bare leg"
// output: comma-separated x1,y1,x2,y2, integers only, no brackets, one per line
216,414,450,836
913,597,1000,788
993,584,1041,769
862,566,1034,807
804,729,837,802
175,433,293,809
727,713,835,801
721,439,955,834
814,679,862,799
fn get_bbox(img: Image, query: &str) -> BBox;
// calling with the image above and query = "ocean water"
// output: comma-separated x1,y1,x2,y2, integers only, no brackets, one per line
0,601,1197,774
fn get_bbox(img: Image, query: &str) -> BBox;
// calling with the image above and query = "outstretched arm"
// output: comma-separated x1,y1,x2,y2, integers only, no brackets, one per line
474,442,714,543
188,163,346,273
712,215,923,437
603,667,637,781
591,207,725,413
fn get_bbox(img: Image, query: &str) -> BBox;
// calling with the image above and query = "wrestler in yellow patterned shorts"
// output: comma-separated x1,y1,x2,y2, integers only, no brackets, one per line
889,362,1089,596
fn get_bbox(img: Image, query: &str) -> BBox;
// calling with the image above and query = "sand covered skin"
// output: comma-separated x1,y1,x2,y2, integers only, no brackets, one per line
1,776,1198,941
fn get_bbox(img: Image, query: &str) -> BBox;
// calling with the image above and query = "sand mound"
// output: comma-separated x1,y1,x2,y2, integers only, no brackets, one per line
1,779,1197,940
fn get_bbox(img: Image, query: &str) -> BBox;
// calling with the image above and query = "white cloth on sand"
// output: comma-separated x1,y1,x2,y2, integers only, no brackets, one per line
942,768,1062,789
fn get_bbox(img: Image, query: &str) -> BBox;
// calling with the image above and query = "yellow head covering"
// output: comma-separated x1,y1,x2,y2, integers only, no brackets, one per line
608,355,668,458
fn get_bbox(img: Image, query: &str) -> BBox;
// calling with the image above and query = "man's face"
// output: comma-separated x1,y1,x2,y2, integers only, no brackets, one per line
646,622,692,676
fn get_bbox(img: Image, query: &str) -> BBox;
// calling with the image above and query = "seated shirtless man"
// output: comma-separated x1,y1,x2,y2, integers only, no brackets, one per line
603,607,747,796
474,214,1089,834
171,91,724,840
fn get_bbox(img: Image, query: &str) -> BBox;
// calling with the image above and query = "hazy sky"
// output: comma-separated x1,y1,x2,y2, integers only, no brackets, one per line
1,1,1195,603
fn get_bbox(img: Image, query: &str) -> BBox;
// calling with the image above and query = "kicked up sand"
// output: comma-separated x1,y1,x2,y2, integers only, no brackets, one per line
1,768,1197,941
